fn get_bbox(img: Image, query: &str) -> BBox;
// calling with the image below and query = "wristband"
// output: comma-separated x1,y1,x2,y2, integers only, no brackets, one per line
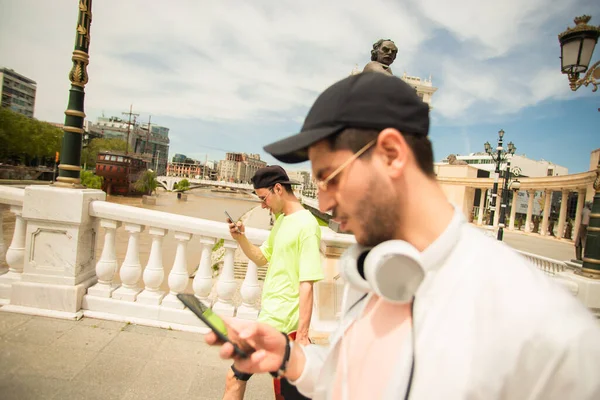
270,332,291,379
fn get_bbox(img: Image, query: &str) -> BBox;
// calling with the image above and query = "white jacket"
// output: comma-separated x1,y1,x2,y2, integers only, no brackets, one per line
291,211,600,399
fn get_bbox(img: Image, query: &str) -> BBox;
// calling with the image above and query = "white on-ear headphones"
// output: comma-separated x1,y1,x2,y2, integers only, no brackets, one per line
339,240,424,303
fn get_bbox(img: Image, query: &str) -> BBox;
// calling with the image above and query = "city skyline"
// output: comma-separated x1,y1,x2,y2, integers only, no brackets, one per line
1,0,599,173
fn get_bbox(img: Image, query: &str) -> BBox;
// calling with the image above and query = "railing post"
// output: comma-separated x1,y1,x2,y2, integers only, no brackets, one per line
192,236,215,301
162,231,192,308
0,205,26,301
112,223,144,301
213,240,238,316
137,227,166,305
4,206,26,280
87,219,121,298
237,260,261,320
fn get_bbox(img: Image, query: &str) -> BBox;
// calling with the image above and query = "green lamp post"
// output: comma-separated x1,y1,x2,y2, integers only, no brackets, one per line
558,15,600,278
55,0,92,187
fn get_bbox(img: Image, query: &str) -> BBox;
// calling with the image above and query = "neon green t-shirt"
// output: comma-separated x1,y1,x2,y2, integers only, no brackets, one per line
258,209,324,333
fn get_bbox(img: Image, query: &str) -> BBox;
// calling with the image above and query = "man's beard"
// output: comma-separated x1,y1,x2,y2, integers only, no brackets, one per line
356,175,399,247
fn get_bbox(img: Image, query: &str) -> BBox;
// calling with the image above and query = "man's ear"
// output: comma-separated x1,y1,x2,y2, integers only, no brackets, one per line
376,128,408,178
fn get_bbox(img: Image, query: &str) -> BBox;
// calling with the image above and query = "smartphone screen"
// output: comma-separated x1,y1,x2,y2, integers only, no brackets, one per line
177,293,255,358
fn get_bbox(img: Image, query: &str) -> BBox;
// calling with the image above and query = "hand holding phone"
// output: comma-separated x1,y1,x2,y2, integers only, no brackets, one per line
224,211,243,235
177,293,255,358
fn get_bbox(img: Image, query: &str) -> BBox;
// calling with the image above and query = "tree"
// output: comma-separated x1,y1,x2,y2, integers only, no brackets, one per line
81,138,127,169
0,108,63,165
174,178,190,191
80,170,103,189
134,170,158,196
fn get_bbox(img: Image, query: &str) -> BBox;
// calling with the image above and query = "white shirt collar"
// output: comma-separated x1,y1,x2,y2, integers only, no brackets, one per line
420,205,466,273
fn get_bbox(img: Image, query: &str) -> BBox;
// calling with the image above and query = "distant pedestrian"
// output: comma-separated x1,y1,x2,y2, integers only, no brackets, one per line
575,201,592,260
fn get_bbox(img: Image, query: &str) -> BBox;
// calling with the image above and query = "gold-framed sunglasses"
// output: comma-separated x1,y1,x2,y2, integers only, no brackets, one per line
315,140,376,192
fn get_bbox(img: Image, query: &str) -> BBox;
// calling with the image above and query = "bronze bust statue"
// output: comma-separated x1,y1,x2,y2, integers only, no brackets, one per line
363,39,398,75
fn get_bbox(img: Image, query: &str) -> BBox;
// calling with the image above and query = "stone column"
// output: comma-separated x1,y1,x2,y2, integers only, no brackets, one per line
541,190,553,236
556,189,570,239
477,189,486,225
509,190,519,230
5,186,105,318
525,190,535,233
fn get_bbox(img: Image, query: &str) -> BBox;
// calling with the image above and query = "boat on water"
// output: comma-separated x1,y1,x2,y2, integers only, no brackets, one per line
95,151,149,195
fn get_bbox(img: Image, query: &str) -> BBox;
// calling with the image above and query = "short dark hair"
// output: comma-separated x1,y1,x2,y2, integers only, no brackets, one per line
270,183,294,195
326,128,435,177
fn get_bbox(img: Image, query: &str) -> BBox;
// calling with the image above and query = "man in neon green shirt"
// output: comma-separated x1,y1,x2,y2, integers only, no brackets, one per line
222,165,324,400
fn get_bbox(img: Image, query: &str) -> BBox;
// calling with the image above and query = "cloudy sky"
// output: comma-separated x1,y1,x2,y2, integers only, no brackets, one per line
1,0,599,173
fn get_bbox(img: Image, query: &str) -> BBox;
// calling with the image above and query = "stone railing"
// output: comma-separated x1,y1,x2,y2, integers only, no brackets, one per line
0,185,594,326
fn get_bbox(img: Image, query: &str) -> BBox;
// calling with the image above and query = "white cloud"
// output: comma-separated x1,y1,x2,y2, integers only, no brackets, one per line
0,0,594,128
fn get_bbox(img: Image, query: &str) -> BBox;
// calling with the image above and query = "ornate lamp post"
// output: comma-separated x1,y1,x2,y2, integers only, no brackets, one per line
55,0,92,187
484,129,517,239
559,15,600,278
497,158,521,241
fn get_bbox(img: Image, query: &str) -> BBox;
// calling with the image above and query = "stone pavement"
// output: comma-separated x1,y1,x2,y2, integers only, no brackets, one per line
0,313,274,400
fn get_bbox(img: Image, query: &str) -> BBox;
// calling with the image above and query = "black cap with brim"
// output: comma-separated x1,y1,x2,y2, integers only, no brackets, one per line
263,72,430,164
263,125,345,164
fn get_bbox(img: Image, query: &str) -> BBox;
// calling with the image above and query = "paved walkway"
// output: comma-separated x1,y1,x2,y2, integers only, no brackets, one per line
0,313,274,400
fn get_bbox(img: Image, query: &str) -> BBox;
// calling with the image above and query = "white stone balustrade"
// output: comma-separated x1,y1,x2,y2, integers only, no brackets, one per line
192,236,215,301
213,240,238,316
0,187,25,303
112,223,144,302
2,184,599,330
162,232,192,309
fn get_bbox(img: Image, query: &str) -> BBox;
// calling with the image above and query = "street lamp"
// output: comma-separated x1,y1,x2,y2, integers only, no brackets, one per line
559,15,600,91
497,160,520,241
484,129,517,240
559,15,600,278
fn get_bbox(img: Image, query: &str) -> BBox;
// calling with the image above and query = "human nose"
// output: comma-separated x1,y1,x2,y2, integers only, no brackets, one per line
318,190,336,214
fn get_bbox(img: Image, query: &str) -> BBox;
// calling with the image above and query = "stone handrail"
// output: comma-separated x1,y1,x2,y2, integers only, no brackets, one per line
0,187,586,329
517,250,566,275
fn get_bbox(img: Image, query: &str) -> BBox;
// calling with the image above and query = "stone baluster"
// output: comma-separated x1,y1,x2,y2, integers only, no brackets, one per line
163,232,192,309
573,189,586,241
556,189,570,239
88,219,121,297
2,206,26,281
213,240,238,316
137,227,167,305
477,189,486,225
237,260,261,320
0,205,6,273
112,223,144,301
509,190,519,230
541,190,552,236
192,236,215,301
525,190,536,233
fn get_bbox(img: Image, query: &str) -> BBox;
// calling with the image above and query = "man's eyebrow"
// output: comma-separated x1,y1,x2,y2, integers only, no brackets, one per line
315,167,332,180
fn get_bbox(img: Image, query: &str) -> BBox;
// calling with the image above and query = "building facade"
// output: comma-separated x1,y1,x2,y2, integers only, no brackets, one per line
217,152,267,183
437,153,569,178
0,68,36,118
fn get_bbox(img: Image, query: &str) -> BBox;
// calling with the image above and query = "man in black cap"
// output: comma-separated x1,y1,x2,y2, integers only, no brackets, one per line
208,72,600,399
222,165,323,400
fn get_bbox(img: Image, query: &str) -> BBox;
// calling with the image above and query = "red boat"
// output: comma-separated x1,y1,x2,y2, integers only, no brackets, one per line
95,151,148,195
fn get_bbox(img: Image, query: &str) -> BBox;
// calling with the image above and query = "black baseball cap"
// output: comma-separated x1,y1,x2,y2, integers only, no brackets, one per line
263,72,430,163
251,165,298,189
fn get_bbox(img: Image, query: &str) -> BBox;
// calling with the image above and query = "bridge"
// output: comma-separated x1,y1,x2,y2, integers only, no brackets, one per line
156,176,254,192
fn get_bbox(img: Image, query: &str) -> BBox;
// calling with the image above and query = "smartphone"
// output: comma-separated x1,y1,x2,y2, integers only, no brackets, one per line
177,293,255,358
224,211,242,233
